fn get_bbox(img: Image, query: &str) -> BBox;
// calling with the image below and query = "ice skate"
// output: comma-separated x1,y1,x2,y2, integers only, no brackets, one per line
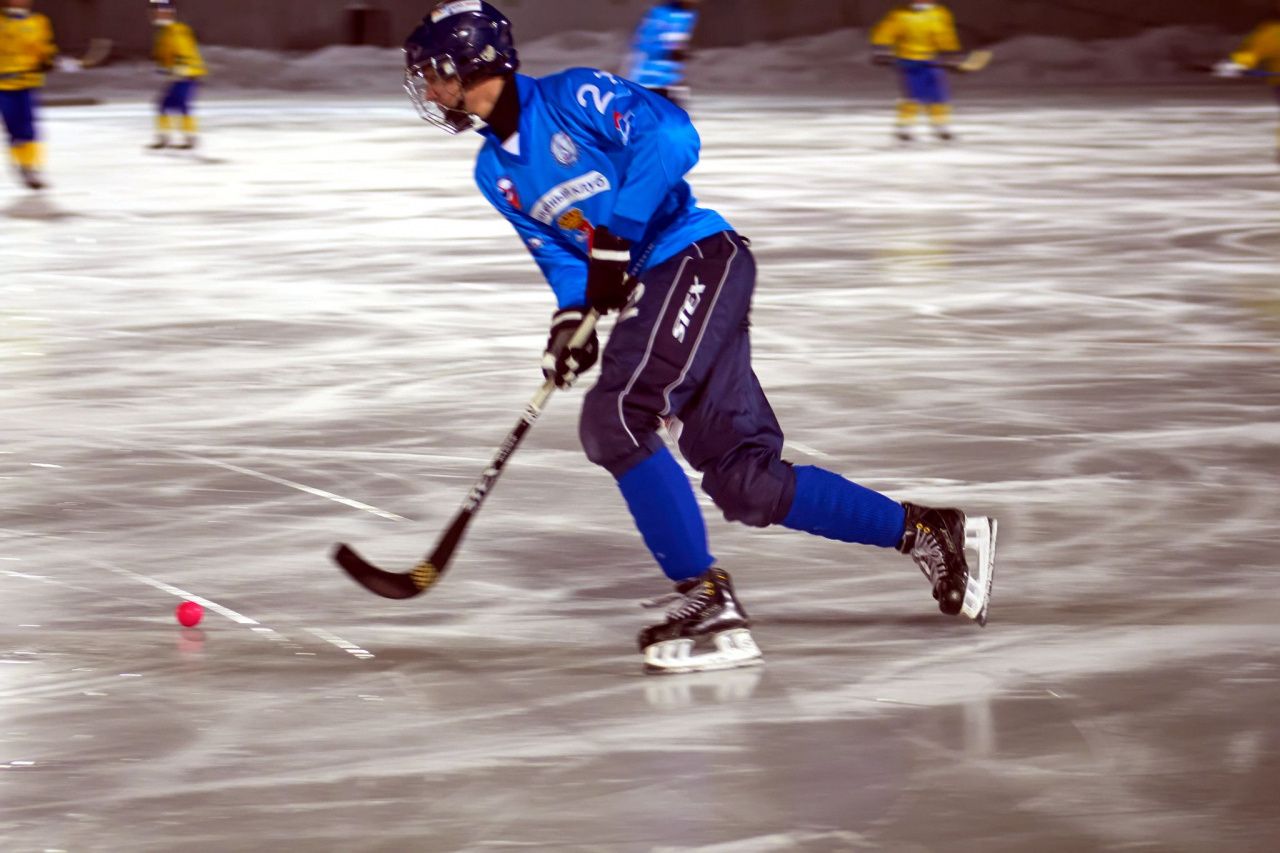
174,135,198,151
18,166,45,190
895,127,914,143
934,126,955,142
898,501,997,625
147,136,171,150
638,566,763,674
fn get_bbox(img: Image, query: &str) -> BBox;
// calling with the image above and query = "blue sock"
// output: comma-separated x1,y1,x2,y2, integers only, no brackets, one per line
781,465,905,548
617,447,715,581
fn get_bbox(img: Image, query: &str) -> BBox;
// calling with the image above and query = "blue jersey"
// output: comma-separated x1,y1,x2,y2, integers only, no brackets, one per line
626,4,698,89
475,70,730,309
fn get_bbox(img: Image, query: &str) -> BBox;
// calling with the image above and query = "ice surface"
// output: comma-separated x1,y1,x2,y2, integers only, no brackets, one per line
3,65,1280,853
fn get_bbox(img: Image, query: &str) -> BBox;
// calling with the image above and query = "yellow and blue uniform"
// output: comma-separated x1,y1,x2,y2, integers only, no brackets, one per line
870,2,961,135
1230,19,1280,82
152,19,205,142
1229,16,1280,156
0,6,56,176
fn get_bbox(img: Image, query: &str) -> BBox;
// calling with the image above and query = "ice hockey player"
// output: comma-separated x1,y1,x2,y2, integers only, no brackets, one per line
870,1,965,142
0,0,57,189
624,0,699,107
1214,2,1280,163
399,1,996,674
148,0,205,150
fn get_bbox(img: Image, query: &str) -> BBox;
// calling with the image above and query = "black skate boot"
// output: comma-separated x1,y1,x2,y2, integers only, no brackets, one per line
638,567,762,674
898,501,997,625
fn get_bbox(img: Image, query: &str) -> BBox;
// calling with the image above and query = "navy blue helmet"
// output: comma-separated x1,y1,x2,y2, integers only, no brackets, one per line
403,1,519,132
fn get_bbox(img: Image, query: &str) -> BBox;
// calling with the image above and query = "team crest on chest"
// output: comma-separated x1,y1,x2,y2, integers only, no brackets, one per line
550,131,579,166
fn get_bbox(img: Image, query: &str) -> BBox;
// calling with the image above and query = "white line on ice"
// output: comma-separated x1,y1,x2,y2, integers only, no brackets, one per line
305,627,375,660
172,452,409,522
103,566,371,661
102,564,261,625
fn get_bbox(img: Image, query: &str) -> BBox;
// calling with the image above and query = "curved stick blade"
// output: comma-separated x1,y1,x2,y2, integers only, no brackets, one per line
332,543,430,600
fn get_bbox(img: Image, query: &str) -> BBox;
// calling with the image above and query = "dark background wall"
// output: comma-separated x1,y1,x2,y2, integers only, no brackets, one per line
37,0,1274,56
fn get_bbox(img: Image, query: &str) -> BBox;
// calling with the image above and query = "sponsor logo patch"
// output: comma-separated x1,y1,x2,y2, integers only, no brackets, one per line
530,171,611,224
557,208,585,230
672,275,706,343
557,208,594,244
496,176,521,210
613,110,635,146
550,131,579,166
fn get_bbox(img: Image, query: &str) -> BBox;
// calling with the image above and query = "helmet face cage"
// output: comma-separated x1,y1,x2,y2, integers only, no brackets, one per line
402,3,519,134
404,55,477,134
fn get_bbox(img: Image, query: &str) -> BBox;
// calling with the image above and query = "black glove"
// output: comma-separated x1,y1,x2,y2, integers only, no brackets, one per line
542,308,599,389
586,226,635,313
871,48,895,67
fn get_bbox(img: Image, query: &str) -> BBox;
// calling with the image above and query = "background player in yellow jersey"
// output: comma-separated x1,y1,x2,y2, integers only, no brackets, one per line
0,0,57,188
1215,1,1280,163
870,1,965,143
149,0,205,150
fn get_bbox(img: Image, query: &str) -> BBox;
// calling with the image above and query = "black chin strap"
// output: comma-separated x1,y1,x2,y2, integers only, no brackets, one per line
485,74,520,141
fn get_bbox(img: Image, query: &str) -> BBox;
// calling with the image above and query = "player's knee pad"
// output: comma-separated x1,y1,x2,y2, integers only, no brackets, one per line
701,449,795,528
579,388,658,474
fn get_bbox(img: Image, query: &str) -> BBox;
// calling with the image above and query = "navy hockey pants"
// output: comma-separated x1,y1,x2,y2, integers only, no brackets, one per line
0,89,37,144
158,80,198,115
580,230,796,528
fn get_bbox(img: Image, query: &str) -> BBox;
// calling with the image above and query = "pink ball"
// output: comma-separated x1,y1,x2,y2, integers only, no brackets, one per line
176,601,204,628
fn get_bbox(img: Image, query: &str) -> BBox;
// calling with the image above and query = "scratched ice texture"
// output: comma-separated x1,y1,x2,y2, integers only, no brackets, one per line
2,28,1279,853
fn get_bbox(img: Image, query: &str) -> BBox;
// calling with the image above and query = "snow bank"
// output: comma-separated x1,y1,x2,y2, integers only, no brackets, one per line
688,25,1238,92
42,25,1242,100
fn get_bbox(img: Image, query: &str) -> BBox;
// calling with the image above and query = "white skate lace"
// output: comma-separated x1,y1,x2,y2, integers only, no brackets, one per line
910,530,946,584
641,588,711,621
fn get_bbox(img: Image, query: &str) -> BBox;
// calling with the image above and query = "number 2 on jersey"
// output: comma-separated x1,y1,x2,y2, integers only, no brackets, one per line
577,73,618,114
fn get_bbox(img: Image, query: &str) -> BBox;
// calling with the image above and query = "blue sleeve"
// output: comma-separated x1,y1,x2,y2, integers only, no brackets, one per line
550,68,702,242
476,163,588,310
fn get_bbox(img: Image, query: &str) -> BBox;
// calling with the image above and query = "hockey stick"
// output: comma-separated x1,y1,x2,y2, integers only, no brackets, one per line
1188,62,1280,79
78,38,113,69
45,38,113,74
332,310,600,599
955,49,992,73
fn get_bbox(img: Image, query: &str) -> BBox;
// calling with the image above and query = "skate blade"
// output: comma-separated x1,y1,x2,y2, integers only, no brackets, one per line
962,517,997,626
642,628,764,675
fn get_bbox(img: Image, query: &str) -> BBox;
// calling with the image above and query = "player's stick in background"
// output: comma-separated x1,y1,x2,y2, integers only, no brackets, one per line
51,38,113,73
1190,61,1280,79
876,49,992,74
78,38,113,68
953,49,992,73
333,310,601,600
